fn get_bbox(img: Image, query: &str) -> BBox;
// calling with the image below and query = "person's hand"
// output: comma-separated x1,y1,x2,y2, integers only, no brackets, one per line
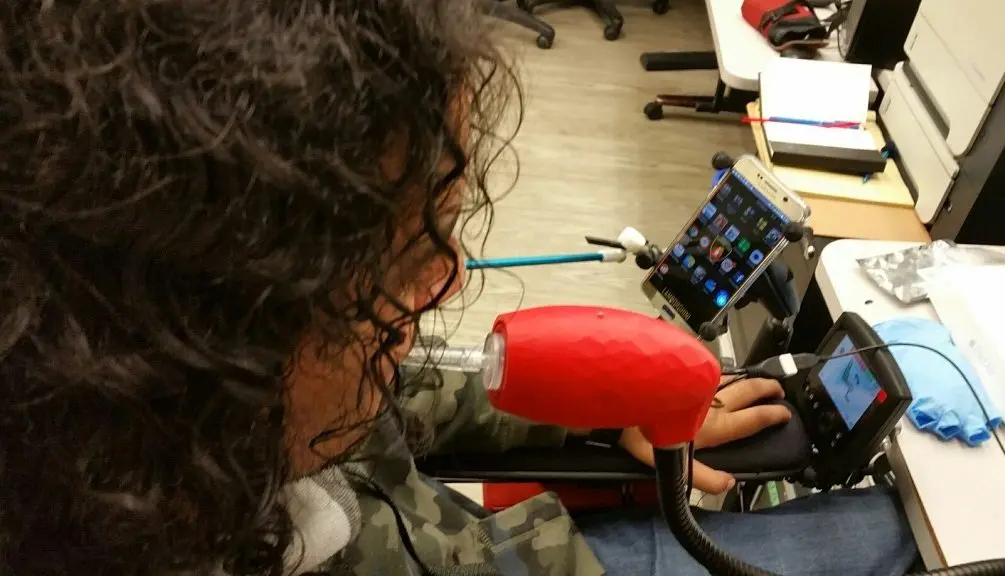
619,377,792,494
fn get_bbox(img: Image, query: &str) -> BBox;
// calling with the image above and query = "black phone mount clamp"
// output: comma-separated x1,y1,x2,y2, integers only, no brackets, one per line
697,152,807,344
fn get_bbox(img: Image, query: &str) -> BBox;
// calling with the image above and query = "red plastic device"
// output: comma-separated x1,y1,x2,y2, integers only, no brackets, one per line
487,305,721,449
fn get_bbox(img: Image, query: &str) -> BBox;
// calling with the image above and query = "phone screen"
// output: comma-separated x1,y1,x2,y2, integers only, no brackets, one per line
647,169,792,333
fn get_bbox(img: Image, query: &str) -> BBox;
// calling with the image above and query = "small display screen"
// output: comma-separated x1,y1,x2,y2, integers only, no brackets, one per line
817,336,882,429
647,170,791,333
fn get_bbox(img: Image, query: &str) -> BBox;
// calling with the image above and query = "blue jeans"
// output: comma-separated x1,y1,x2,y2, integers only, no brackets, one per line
575,487,917,576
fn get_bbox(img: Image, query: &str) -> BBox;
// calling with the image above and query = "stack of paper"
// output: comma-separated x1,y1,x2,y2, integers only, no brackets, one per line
759,58,886,174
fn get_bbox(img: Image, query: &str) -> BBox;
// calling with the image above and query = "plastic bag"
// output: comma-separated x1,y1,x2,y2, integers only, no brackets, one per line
857,240,1005,304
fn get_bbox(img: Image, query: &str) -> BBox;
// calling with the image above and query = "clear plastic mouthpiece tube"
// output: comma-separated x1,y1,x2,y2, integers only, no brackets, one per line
401,333,506,391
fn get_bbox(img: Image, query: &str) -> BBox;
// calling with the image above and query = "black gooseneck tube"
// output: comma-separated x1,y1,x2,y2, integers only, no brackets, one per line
654,448,773,576
652,448,1005,576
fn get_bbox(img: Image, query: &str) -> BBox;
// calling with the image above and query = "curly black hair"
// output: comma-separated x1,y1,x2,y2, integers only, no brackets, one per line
0,0,516,574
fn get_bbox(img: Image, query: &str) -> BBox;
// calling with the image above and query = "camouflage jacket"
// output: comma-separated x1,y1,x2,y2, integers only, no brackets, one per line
329,367,607,576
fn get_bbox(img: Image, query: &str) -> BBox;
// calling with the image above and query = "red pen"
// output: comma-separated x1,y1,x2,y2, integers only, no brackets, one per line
742,116,861,129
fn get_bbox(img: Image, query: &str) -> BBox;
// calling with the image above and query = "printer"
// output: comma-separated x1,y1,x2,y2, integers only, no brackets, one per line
878,0,1005,244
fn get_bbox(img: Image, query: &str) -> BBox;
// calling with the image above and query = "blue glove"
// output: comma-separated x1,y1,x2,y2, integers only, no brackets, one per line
872,317,1002,446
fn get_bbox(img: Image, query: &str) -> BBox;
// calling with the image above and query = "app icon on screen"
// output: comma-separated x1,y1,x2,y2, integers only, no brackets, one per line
700,203,717,223
764,228,783,247
709,237,731,263
742,206,757,221
756,217,769,232
726,202,739,216
671,243,686,259
710,214,728,234
735,237,751,255
718,183,732,198
682,255,696,269
698,236,711,251
709,245,724,262
687,225,700,238
731,194,744,207
658,263,670,275
703,278,717,293
748,249,764,266
720,258,736,274
731,271,746,286
725,225,740,242
714,289,731,309
691,266,707,284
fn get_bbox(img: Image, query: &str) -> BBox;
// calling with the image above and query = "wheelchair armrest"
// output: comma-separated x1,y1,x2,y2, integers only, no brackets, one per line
417,401,812,484
419,442,654,483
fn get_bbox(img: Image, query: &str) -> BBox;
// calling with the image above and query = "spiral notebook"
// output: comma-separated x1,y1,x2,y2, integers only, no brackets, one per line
759,59,886,174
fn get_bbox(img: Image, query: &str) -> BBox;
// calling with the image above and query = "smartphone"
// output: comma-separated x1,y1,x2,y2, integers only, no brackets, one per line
641,155,809,335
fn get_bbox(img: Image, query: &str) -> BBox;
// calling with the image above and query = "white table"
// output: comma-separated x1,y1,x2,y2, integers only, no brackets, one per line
817,239,1005,569
706,0,879,101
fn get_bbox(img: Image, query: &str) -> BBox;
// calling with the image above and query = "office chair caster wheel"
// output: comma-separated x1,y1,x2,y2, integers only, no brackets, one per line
644,101,664,120
603,23,621,41
536,34,553,49
652,0,670,14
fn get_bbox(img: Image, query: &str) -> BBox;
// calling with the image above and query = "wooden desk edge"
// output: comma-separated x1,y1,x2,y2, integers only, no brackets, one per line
805,197,930,242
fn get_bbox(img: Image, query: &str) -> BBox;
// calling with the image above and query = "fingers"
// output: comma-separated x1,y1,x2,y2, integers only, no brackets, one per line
619,426,655,468
715,404,793,447
716,377,784,411
697,402,792,448
692,460,735,495
620,428,739,496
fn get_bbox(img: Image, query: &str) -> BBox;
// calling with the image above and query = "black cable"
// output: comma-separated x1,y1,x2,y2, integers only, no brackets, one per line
738,342,1005,458
819,342,1005,460
717,373,748,392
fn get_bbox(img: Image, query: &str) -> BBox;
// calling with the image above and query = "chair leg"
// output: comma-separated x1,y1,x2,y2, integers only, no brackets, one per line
640,50,717,72
643,78,756,119
651,0,671,14
521,0,623,41
593,0,624,41
639,50,723,120
720,483,741,512
719,481,761,512
482,0,555,49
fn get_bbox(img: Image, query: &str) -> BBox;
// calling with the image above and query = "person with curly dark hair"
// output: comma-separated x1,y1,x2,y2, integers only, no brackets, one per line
0,1,918,575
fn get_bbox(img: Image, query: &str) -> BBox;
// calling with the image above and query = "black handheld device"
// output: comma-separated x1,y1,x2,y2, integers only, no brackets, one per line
785,311,912,488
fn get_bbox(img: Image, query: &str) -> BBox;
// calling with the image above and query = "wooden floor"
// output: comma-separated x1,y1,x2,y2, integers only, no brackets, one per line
435,0,754,346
